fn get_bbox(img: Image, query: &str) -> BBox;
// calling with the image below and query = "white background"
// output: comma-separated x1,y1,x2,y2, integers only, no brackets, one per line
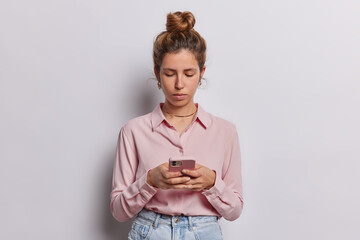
1,0,359,239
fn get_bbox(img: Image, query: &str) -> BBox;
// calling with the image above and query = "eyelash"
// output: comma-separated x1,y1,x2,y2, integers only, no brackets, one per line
164,74,194,77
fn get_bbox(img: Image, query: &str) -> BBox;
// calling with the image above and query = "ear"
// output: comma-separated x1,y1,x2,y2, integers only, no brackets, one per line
200,66,206,79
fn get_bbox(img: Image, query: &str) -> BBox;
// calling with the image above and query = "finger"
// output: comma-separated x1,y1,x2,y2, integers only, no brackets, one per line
181,169,201,178
187,183,204,191
161,169,183,179
183,178,200,185
164,176,191,185
194,163,202,170
159,162,169,171
165,183,194,190
158,181,187,190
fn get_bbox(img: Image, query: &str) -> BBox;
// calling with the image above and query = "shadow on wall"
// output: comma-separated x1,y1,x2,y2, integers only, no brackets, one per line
101,73,162,239
101,152,132,239
125,73,163,120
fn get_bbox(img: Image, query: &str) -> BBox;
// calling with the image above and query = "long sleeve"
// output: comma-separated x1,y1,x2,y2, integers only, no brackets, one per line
110,126,157,222
202,128,244,221
110,104,244,220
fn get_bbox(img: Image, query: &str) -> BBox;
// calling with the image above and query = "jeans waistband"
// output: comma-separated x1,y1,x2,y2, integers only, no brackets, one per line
136,208,218,229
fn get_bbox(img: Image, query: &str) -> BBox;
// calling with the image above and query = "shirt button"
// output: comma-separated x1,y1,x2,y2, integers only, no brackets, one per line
179,149,183,153
174,218,179,223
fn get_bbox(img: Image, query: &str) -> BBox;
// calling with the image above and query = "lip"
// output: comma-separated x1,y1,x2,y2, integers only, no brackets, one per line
173,94,187,100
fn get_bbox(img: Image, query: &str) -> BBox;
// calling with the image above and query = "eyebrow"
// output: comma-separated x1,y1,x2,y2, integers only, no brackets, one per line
163,68,197,72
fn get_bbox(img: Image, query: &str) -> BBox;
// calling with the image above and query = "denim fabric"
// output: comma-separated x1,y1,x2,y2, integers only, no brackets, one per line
128,208,223,240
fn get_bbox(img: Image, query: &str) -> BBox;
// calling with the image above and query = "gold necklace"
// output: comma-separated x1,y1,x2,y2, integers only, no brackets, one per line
163,106,197,118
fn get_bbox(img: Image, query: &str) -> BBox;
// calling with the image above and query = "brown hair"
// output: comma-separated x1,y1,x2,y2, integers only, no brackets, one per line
153,11,207,76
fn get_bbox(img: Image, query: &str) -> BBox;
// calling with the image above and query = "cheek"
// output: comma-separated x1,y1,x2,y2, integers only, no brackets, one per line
161,80,170,88
161,82,173,94
190,79,200,90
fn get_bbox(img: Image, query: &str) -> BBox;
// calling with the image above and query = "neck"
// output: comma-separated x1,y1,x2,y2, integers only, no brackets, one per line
161,101,197,117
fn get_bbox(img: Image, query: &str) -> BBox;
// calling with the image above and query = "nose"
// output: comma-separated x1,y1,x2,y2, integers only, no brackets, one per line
175,74,184,90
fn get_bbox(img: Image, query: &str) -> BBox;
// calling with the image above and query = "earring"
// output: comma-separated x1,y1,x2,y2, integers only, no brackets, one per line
157,81,161,89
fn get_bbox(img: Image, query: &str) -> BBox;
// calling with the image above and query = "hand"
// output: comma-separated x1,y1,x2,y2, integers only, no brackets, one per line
181,164,216,191
146,163,192,190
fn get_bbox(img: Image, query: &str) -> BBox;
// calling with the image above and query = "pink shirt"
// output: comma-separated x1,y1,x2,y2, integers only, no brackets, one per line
110,103,244,222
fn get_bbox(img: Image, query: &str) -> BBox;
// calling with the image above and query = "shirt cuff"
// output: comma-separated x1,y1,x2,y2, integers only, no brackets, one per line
138,170,158,200
201,170,225,199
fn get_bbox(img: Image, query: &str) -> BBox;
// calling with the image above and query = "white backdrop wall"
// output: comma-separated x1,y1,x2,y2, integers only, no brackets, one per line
1,0,359,239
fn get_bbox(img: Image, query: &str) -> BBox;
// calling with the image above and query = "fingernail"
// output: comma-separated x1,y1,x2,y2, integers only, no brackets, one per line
186,177,190,181
182,170,187,173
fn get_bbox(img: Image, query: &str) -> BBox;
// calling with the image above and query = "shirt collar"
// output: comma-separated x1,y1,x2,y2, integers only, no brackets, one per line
151,103,211,130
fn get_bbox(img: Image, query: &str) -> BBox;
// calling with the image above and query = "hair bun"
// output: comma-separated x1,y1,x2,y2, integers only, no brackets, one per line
166,11,196,32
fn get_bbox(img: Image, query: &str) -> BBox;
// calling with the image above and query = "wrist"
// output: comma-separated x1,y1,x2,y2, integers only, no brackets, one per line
146,169,155,187
205,170,216,190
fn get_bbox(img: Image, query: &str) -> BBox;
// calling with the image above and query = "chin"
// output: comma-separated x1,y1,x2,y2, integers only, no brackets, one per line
168,99,190,107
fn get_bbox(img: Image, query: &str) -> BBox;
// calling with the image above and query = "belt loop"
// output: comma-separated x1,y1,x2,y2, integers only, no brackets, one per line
188,216,194,231
152,212,161,229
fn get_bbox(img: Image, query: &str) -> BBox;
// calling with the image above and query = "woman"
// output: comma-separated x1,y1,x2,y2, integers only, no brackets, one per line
110,11,244,240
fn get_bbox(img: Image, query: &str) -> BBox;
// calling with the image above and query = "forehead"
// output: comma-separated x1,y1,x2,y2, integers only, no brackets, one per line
161,49,198,70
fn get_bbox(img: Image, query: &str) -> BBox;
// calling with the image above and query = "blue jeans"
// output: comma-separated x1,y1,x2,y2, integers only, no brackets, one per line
128,208,223,240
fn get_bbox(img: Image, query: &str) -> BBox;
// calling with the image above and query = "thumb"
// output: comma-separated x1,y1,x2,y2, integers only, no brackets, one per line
181,168,201,178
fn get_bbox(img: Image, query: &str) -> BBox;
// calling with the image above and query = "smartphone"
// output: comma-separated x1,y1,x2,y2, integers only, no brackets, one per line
168,156,196,172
